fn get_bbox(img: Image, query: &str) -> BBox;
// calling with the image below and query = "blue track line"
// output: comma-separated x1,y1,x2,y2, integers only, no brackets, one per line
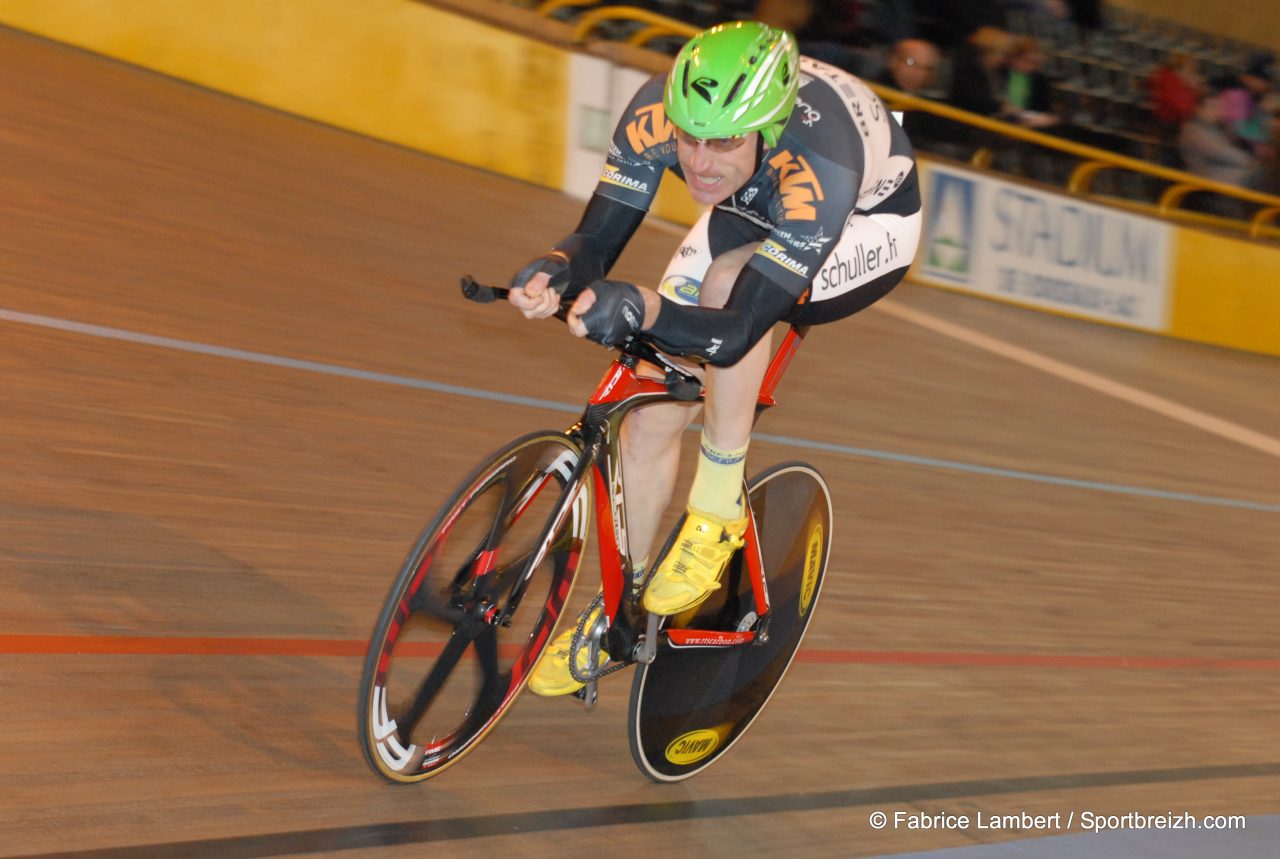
3,307,1277,514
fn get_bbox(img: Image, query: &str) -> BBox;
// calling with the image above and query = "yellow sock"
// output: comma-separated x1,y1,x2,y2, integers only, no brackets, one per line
687,434,747,521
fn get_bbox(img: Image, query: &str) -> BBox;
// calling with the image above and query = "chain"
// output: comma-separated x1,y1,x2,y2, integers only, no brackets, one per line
566,591,630,683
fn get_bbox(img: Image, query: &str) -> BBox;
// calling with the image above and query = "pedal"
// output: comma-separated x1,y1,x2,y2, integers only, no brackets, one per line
579,677,598,710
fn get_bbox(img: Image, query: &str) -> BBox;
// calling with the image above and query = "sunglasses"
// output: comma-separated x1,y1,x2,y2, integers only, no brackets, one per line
676,127,749,152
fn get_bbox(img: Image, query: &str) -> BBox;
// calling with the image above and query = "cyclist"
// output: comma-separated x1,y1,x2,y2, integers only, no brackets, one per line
510,21,921,695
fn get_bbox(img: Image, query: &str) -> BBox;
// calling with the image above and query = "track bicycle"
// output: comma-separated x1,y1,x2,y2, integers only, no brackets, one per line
356,276,832,783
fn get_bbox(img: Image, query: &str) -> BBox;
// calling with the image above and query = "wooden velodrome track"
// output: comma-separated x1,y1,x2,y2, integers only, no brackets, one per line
2,25,1278,859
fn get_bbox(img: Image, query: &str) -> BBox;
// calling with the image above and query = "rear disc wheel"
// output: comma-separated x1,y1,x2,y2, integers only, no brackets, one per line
628,462,832,782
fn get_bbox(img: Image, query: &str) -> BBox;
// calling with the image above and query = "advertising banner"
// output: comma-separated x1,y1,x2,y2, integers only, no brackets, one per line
916,164,1173,331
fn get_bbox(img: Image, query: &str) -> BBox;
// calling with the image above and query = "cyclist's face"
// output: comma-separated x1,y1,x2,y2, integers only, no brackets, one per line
676,129,759,205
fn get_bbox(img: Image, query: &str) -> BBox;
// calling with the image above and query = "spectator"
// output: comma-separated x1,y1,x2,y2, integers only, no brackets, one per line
1179,88,1263,217
1003,36,1059,128
947,26,1015,117
1148,53,1203,135
873,38,956,155
1216,54,1276,157
876,38,942,94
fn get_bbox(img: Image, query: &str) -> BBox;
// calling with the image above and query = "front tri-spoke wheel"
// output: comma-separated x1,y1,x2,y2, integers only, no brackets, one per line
357,431,588,782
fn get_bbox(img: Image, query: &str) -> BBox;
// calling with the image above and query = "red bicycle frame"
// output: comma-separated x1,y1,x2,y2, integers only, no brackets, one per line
578,326,810,649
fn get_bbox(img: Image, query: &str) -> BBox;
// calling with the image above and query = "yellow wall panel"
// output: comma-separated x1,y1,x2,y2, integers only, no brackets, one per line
1169,230,1280,356
0,0,566,187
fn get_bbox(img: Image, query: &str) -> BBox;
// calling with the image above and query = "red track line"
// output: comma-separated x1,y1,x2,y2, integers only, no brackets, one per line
2,634,1279,670
0,634,368,657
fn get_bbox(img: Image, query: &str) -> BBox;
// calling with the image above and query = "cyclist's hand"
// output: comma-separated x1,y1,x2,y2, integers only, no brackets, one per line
508,271,561,319
565,288,597,338
508,253,570,320
568,281,658,344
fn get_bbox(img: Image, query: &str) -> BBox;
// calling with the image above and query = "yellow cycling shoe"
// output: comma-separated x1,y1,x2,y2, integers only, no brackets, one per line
527,600,609,697
643,508,749,616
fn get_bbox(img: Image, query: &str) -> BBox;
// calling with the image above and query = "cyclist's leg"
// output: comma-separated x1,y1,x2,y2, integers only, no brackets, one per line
698,241,770,491
675,207,778,520
620,205,772,568
620,399,699,570
528,396,696,698
642,242,765,614
623,243,768,587
619,207,723,569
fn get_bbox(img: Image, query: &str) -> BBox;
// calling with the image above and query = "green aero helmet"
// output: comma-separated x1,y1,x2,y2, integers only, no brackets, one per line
664,21,800,148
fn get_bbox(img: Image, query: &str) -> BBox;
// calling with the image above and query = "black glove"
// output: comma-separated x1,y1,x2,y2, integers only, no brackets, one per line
579,280,645,346
509,253,571,296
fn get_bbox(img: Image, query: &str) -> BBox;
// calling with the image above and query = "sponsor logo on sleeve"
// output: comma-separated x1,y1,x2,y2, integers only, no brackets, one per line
757,239,811,278
599,166,651,194
768,150,825,221
625,102,675,155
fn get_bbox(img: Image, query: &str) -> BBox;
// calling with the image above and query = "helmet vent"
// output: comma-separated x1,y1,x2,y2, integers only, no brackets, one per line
724,73,746,107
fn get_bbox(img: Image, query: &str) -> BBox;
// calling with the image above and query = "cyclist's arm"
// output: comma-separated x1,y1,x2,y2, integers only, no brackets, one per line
645,267,796,367
514,71,674,320
550,193,647,295
508,194,644,318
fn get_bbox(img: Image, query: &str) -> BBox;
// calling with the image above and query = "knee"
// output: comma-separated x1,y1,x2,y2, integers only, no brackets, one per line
622,404,694,455
700,244,758,309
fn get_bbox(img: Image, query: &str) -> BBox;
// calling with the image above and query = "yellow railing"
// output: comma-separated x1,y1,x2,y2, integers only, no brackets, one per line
565,4,695,47
539,2,1280,240
871,88,1280,240
534,0,603,17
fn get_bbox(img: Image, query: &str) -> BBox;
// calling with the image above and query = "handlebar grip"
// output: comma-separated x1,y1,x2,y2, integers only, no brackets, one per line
461,275,508,304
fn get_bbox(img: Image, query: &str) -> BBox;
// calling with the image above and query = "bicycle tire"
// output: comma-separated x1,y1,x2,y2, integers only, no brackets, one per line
627,462,832,782
357,430,589,782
